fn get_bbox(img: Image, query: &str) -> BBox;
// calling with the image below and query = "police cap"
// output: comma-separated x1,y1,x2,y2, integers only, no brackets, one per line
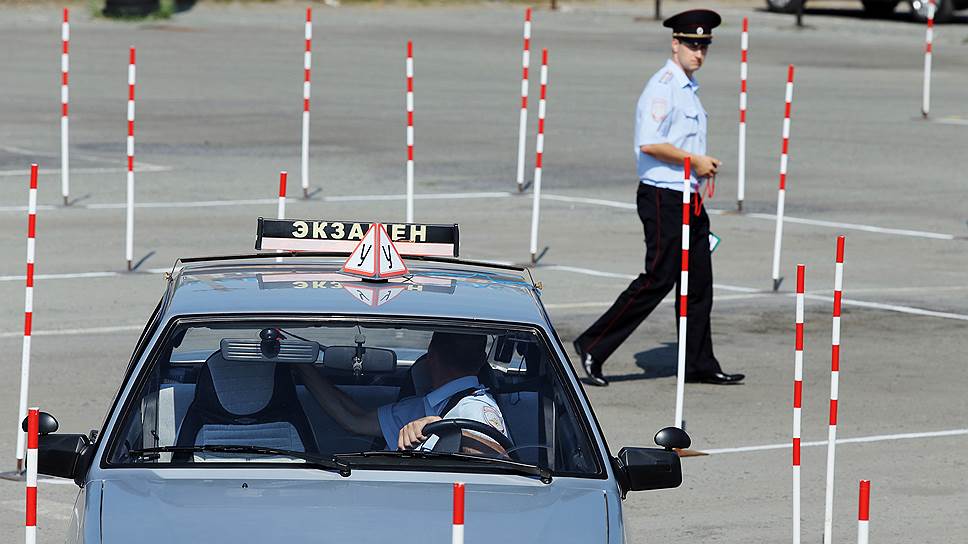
663,9,721,44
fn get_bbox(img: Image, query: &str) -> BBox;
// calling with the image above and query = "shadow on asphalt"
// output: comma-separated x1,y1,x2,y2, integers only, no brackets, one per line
592,342,677,384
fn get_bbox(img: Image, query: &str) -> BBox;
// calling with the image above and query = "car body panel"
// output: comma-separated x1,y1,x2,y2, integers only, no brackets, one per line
61,255,639,543
94,469,614,543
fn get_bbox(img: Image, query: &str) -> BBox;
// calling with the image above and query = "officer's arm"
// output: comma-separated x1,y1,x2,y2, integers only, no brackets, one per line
295,366,382,437
640,143,692,164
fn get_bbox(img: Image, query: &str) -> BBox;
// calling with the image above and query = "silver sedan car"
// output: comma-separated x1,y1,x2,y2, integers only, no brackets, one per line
33,221,690,543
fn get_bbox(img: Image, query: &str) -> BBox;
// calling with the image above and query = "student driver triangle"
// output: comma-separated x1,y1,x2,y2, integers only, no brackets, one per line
341,223,409,279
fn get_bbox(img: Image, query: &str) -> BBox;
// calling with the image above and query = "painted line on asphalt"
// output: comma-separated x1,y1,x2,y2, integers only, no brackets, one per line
544,292,769,310
0,324,145,339
0,191,514,213
543,264,968,321
0,268,168,282
0,162,171,178
803,293,968,322
542,193,957,241
704,428,968,456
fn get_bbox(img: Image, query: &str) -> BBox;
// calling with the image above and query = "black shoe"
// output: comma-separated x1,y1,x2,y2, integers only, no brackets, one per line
685,371,745,385
574,340,608,387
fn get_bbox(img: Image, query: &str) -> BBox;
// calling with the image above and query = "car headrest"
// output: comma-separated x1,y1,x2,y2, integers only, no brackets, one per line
205,351,276,416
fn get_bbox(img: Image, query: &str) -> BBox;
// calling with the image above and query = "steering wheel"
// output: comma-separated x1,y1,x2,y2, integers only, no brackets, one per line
422,418,514,452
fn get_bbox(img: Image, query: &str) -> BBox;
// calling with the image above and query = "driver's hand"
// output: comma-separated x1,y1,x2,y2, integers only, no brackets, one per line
398,416,441,450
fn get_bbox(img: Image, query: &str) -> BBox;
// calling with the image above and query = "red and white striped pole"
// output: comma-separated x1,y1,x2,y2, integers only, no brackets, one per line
857,480,871,544
515,8,532,192
61,8,70,206
14,165,38,473
529,48,548,265
277,171,287,261
452,482,465,544
674,157,691,430
405,41,414,223
771,64,795,292
921,0,935,118
25,408,38,544
792,263,805,544
301,7,312,197
736,16,748,212
125,47,136,271
822,234,846,544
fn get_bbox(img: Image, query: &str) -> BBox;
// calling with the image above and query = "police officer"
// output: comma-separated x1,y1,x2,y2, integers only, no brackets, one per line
573,9,744,387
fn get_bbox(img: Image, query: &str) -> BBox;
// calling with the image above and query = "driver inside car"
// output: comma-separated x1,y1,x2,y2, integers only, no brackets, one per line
295,332,510,455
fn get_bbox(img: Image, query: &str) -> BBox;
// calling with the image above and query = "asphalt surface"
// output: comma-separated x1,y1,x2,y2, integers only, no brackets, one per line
1,0,967,541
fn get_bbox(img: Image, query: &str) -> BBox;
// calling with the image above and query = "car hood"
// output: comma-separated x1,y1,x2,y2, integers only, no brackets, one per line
100,471,608,543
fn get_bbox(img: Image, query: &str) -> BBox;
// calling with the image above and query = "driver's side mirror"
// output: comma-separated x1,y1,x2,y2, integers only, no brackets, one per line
21,412,93,487
613,427,690,498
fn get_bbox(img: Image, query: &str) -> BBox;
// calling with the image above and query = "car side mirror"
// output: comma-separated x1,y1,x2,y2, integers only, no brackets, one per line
21,411,59,435
21,412,93,487
613,427,690,498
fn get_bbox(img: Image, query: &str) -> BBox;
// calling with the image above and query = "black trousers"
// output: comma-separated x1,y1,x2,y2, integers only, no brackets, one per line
575,183,722,377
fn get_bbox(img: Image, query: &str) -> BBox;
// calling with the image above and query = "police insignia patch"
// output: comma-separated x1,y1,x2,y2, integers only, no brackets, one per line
482,406,505,433
651,97,669,122
659,71,673,84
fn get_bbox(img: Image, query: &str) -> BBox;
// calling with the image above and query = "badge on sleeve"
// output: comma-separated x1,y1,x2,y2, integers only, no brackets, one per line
482,406,505,433
651,97,669,122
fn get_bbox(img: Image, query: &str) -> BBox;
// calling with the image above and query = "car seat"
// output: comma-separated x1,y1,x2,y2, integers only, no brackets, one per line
175,351,319,460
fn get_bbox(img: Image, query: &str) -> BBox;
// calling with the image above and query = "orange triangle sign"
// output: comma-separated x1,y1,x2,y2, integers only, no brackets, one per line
341,223,409,279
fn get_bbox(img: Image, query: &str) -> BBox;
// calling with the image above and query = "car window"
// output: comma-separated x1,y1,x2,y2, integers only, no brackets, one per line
107,319,600,476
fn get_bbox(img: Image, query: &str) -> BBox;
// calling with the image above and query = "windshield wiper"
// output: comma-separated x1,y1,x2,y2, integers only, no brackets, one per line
337,450,552,483
128,445,351,477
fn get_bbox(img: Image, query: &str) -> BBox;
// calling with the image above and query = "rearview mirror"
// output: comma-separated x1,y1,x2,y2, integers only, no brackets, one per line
323,346,397,375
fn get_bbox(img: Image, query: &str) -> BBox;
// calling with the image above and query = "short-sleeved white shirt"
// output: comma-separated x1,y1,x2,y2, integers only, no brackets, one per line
635,58,708,192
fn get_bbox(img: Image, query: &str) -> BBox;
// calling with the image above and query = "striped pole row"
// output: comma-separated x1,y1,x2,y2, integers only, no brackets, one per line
792,263,805,544
771,64,795,292
515,8,532,192
406,40,414,223
673,156,691,430
857,480,871,544
125,47,136,271
736,16,748,212
301,7,312,198
921,0,935,118
61,8,70,206
822,234,846,544
528,48,548,265
25,408,39,544
14,165,39,472
452,482,465,544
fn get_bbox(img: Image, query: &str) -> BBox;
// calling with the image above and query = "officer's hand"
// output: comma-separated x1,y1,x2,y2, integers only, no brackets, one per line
693,155,721,178
398,416,442,450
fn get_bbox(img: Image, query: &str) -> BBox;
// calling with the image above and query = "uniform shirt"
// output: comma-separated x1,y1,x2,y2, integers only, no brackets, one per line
377,375,509,451
635,58,708,192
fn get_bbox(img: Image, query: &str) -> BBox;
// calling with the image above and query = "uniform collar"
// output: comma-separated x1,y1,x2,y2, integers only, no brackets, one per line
665,58,698,91
424,375,482,415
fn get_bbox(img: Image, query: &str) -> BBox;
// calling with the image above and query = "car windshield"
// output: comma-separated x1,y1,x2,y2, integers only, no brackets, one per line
107,319,601,476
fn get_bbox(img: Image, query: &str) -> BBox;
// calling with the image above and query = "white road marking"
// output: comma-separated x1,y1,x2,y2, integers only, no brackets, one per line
543,264,968,321
0,162,170,178
803,293,968,322
542,192,957,241
704,428,968,456
0,324,144,339
543,292,768,310
932,116,968,126
0,268,168,282
0,189,958,242
0,191,513,213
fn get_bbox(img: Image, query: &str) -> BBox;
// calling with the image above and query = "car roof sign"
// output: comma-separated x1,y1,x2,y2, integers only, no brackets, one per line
341,223,408,279
255,219,459,258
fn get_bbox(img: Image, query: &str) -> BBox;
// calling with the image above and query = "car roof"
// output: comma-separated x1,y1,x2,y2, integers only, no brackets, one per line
163,255,548,325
